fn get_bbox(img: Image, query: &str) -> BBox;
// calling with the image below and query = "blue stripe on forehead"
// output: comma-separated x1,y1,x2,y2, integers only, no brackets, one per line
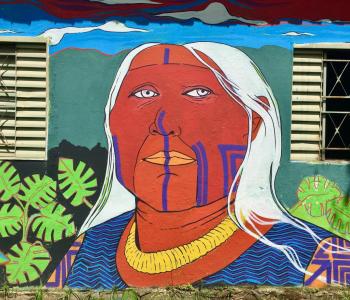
163,48,170,64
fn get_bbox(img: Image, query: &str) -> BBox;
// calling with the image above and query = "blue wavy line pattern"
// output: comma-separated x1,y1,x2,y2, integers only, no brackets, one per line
202,223,331,286
67,212,332,288
67,211,133,289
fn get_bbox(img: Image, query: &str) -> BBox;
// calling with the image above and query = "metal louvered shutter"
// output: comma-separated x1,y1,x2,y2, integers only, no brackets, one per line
0,37,48,160
290,47,323,161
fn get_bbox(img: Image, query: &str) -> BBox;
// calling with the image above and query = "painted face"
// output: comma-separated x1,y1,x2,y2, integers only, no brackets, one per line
110,45,250,212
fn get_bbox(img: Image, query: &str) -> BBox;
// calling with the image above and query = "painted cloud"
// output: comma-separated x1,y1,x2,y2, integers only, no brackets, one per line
0,29,16,34
282,31,315,36
40,21,148,45
157,2,267,26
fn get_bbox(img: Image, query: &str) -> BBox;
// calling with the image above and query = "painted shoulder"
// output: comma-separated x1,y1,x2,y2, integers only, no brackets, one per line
67,211,134,289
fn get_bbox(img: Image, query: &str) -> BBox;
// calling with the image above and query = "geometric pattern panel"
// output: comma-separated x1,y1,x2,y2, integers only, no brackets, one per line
305,237,350,287
45,235,84,288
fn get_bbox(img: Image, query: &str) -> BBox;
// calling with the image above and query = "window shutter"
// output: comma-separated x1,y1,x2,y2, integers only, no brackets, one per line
290,48,323,161
0,38,48,160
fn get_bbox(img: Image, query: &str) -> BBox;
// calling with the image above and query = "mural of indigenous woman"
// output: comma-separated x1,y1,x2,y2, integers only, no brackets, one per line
66,42,336,288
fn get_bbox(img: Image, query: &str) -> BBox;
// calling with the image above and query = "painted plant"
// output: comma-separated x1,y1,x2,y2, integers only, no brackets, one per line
291,175,350,239
0,158,97,285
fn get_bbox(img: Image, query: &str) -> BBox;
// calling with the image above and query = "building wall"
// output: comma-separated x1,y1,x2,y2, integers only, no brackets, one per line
1,0,350,288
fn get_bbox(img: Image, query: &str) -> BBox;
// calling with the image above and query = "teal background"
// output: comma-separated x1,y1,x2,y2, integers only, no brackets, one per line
49,49,129,149
48,45,350,209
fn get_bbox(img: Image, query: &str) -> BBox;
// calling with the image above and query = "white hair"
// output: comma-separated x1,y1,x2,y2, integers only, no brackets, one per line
79,42,331,279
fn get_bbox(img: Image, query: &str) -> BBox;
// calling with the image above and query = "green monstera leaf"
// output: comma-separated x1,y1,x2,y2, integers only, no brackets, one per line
58,158,97,208
297,175,343,217
5,242,51,285
18,174,57,209
0,161,21,202
0,203,23,238
31,202,76,242
325,196,350,234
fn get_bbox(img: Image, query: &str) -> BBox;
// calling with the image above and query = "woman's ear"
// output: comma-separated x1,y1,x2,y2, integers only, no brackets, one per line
252,96,269,140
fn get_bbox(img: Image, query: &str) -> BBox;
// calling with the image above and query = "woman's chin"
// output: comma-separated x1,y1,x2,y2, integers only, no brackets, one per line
134,191,197,212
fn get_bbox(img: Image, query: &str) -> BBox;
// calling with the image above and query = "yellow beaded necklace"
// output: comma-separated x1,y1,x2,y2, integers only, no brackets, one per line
124,216,237,274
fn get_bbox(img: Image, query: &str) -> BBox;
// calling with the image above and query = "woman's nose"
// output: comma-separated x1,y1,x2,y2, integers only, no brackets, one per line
149,110,181,136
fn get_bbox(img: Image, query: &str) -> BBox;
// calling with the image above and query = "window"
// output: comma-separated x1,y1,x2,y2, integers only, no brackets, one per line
0,37,49,160
291,43,350,162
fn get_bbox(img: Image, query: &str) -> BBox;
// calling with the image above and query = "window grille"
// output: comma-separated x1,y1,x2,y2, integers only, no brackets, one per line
291,43,350,162
0,37,49,160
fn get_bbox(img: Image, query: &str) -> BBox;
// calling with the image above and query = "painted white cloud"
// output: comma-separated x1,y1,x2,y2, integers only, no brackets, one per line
40,21,148,45
0,29,16,34
282,31,315,36
157,2,267,26
89,0,159,4
318,19,333,23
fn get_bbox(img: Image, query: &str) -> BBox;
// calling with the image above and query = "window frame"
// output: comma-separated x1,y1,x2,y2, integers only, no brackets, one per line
291,43,350,163
0,36,49,161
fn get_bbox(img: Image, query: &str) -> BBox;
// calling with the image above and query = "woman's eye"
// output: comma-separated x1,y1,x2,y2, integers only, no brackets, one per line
185,88,212,98
133,89,159,98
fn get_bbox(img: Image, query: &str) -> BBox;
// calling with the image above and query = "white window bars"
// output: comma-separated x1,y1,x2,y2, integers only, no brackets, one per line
322,52,350,160
291,43,350,162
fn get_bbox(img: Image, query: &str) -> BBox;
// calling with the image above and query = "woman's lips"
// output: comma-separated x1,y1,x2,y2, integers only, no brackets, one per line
143,151,196,166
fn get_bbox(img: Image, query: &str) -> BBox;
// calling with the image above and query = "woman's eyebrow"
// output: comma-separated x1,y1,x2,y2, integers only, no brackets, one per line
181,84,212,88
180,84,217,92
128,82,157,91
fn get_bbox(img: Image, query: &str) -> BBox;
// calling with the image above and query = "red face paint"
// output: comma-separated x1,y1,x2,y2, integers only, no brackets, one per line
109,45,249,211
112,45,273,286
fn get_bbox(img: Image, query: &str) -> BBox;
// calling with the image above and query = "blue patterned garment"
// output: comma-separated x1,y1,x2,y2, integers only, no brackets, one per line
67,211,332,289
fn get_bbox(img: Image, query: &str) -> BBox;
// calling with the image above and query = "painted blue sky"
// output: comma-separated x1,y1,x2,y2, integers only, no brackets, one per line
1,18,350,54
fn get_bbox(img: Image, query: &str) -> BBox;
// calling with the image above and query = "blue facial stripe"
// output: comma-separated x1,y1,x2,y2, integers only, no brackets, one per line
163,48,170,64
192,144,203,206
157,111,170,211
218,144,247,195
229,153,245,192
112,135,124,185
197,142,208,205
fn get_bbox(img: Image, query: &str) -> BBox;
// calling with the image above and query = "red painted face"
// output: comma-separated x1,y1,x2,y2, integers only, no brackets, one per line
110,45,253,212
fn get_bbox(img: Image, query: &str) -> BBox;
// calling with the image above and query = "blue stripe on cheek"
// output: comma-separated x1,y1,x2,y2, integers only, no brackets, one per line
218,145,229,196
157,111,170,211
218,144,247,196
112,136,124,185
192,144,203,206
230,153,245,192
197,142,208,205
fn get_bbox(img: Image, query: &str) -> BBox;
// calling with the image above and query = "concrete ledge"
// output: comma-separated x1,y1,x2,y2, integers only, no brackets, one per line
1,285,350,299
